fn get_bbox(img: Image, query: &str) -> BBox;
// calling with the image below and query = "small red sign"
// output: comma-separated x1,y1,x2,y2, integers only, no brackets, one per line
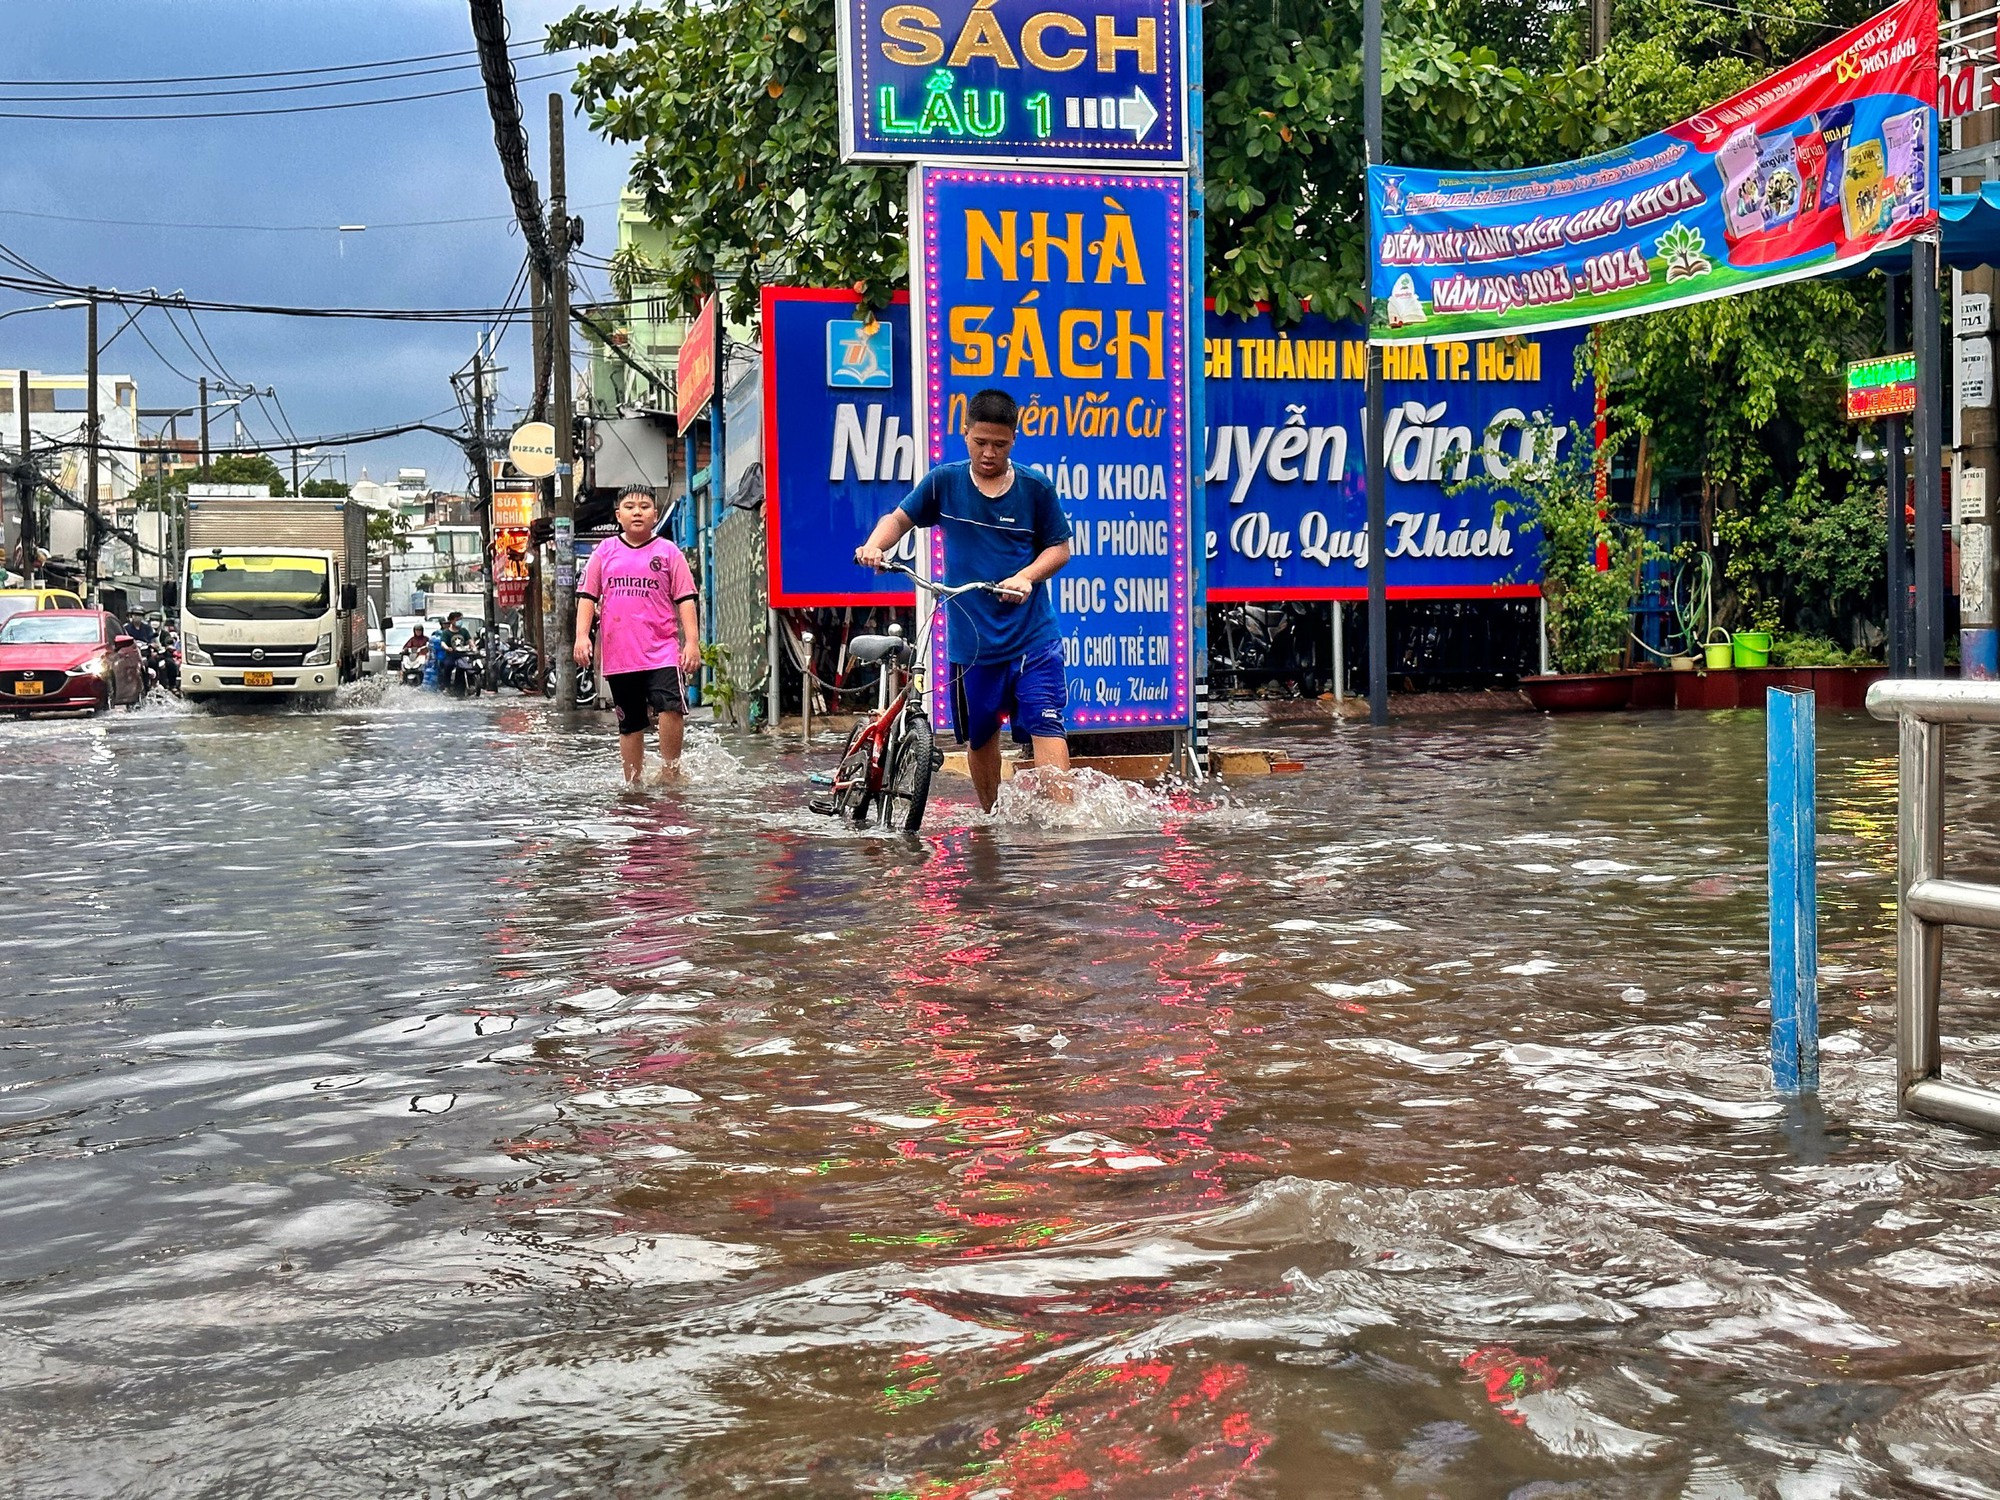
677,295,718,431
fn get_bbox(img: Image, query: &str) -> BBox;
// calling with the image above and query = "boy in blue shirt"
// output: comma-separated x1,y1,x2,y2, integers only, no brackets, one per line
855,387,1073,810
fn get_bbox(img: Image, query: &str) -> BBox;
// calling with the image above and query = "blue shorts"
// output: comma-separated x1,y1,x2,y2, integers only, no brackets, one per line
949,640,1068,749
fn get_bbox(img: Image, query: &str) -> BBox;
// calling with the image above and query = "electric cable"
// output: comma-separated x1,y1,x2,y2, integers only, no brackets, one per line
0,66,573,121
0,51,567,104
468,0,553,280
0,199,617,235
0,38,550,88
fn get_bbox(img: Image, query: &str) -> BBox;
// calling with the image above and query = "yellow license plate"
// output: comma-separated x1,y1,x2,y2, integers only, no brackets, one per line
13,680,43,696
243,670,274,687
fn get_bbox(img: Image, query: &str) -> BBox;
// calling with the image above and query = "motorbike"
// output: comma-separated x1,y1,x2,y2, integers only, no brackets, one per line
543,661,598,706
444,645,485,698
400,644,429,687
1213,602,1323,699
499,640,540,692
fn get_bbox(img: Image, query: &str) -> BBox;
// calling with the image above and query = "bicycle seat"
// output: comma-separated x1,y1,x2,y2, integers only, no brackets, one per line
847,634,916,666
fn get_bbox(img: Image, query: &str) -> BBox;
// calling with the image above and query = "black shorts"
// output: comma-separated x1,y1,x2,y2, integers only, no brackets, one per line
606,666,684,736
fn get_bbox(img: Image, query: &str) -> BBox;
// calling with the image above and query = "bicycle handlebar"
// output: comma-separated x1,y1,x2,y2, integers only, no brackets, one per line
879,561,1009,599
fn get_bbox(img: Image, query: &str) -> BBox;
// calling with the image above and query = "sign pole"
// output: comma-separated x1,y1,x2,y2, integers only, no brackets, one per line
1915,233,1946,677
1185,0,1208,778
1363,0,1389,725
1887,275,1909,678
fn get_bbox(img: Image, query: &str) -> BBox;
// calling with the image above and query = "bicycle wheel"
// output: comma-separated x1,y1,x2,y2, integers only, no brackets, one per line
878,711,935,832
832,720,876,823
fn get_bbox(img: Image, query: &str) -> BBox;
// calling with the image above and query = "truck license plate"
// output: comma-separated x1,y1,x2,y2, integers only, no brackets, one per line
243,670,274,687
13,680,42,696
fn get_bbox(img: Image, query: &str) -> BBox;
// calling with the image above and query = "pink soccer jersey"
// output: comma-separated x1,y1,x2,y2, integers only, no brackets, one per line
579,536,697,675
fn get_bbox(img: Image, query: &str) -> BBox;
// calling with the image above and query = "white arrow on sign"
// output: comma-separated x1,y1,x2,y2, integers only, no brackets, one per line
1118,87,1158,142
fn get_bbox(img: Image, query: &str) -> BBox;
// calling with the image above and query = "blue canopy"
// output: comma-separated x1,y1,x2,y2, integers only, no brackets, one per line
1839,185,2000,276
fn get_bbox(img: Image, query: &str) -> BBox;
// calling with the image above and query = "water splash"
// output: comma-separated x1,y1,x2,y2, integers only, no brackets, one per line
989,766,1228,832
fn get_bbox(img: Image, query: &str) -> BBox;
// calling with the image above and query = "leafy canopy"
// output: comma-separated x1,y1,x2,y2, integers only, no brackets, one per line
549,0,1613,322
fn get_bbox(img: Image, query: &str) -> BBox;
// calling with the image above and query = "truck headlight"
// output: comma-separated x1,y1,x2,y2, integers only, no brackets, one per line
303,633,335,666
182,638,213,665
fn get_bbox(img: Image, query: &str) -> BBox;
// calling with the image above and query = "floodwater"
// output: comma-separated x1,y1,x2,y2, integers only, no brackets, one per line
5,688,2000,1499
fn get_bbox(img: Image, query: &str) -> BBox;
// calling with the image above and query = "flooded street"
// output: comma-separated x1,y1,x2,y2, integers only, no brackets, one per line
6,691,2000,1497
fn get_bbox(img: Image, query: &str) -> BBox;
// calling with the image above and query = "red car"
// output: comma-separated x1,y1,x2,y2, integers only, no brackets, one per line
0,609,144,713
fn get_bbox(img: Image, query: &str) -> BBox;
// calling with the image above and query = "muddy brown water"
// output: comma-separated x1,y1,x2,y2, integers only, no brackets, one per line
4,689,2000,1497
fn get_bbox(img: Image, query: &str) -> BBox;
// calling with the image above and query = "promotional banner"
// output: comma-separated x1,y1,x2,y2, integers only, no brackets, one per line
1367,0,1937,343
837,0,1187,166
761,288,923,607
762,291,1589,604
1205,312,1590,599
913,165,1191,730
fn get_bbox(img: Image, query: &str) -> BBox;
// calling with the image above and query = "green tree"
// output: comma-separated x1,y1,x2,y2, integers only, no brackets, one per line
1591,0,1890,643
301,479,351,498
549,0,1613,322
129,452,290,507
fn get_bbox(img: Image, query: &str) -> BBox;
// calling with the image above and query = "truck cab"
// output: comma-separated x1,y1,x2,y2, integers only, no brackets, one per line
176,487,370,705
179,548,358,701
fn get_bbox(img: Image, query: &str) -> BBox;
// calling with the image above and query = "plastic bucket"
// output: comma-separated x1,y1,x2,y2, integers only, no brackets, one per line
1703,628,1733,670
1732,630,1772,668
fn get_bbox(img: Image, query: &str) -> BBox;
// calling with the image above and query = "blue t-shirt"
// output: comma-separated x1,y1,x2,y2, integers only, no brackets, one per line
899,461,1071,664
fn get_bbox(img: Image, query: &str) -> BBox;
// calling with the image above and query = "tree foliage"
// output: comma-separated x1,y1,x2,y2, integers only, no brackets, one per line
550,0,1612,322
1592,0,1890,642
129,454,289,506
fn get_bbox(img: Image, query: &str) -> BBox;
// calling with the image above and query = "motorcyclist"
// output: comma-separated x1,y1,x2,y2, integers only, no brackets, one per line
123,611,157,647
401,621,431,657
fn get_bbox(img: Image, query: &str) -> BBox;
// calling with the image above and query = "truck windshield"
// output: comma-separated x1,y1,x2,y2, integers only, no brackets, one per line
186,554,330,621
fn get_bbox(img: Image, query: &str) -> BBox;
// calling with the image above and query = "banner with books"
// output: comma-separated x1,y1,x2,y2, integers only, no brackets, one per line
1366,0,1937,343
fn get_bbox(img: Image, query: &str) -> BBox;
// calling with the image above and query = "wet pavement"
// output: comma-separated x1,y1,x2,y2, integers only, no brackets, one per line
5,687,2000,1497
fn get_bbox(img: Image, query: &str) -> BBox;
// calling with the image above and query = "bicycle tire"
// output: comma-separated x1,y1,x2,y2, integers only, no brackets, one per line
878,711,935,832
832,720,876,823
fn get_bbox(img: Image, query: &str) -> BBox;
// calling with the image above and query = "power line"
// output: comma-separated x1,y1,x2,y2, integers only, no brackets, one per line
0,199,618,235
0,38,546,88
0,47,571,104
0,65,573,121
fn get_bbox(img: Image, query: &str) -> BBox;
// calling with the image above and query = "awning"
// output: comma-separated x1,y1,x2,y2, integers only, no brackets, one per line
1839,185,2000,276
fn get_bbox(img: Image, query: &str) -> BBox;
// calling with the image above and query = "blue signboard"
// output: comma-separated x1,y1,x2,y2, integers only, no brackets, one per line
837,0,1186,167
1204,311,1593,599
761,288,922,607
761,295,1589,608
914,166,1191,731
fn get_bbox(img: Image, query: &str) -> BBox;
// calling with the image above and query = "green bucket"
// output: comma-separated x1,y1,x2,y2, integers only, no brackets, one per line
1703,627,1733,670
1732,630,1772,668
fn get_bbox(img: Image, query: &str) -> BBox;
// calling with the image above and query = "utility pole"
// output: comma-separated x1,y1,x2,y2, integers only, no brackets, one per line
198,376,210,470
525,265,547,688
84,291,99,598
1589,0,1611,61
1363,0,1389,725
1953,100,1998,678
472,340,498,685
17,370,34,586
549,92,578,705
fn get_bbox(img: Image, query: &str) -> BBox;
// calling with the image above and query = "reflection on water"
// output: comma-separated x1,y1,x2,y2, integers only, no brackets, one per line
5,696,2000,1497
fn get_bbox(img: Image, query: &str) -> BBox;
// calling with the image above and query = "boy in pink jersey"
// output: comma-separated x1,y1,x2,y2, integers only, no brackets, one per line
575,487,703,781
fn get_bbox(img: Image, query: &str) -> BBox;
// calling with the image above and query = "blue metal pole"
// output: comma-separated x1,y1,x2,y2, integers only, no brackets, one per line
1768,686,1820,1094
1185,0,1208,775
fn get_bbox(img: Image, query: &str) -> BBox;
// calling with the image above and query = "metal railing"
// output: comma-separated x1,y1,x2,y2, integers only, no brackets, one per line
1866,679,2000,1133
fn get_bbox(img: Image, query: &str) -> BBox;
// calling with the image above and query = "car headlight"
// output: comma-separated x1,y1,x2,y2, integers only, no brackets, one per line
303,633,335,666
182,638,213,665
68,654,109,678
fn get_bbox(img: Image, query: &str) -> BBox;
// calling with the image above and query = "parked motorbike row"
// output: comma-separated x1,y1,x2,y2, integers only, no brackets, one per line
400,628,578,700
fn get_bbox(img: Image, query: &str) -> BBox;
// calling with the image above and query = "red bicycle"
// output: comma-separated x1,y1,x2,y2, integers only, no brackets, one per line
809,564,1000,832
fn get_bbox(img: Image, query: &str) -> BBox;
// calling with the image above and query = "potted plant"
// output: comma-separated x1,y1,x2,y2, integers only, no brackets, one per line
1473,420,1654,710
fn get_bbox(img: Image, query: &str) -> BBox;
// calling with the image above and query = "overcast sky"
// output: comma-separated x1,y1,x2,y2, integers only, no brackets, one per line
0,0,630,491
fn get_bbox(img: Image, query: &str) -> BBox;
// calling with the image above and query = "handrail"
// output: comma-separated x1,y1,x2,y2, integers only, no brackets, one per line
1865,677,2000,1135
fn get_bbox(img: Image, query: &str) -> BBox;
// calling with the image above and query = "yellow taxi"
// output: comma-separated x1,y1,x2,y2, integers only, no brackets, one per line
0,587,85,631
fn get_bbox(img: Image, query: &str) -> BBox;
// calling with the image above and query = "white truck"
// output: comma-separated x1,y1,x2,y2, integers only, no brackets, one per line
178,485,370,704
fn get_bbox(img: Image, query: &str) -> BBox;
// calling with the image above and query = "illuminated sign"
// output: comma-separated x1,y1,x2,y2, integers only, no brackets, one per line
912,165,1191,730
1846,352,1917,420
837,0,1186,167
